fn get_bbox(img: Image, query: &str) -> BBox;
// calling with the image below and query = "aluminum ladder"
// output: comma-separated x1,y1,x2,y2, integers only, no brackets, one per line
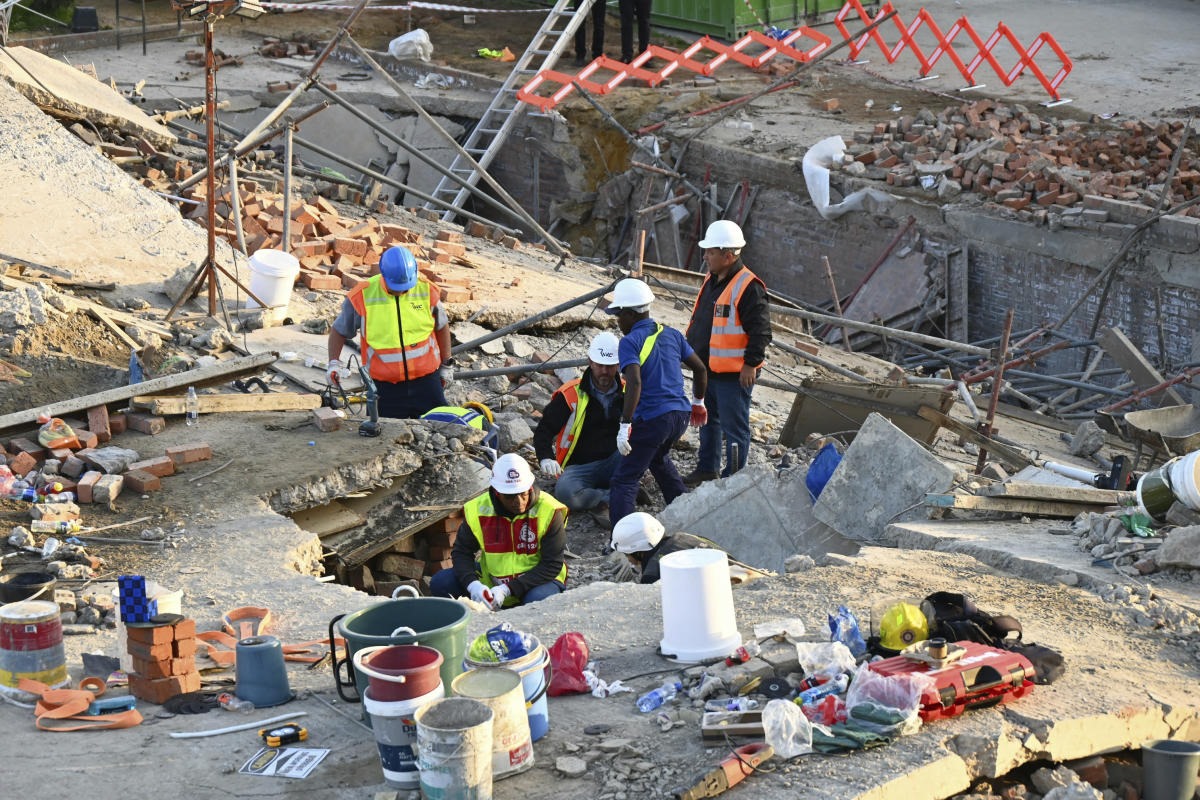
426,0,597,222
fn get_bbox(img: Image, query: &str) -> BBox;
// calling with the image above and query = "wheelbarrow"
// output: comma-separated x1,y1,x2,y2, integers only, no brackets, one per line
1120,404,1200,468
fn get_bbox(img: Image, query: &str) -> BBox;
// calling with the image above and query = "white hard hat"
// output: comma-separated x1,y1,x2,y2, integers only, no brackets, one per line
588,331,620,365
491,453,534,494
606,278,655,314
697,219,746,250
610,512,665,554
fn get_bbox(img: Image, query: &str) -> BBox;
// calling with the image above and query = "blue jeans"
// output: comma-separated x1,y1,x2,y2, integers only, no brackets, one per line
553,451,621,511
609,409,689,529
429,568,564,604
698,379,753,477
378,371,447,419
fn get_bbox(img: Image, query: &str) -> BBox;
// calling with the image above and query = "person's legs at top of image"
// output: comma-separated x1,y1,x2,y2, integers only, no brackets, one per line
710,379,752,476
618,0,636,62
644,409,689,505
552,451,620,511
633,0,651,57
589,0,606,60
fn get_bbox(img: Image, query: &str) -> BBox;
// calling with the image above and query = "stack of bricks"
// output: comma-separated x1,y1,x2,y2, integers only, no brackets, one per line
838,100,1199,220
127,616,202,704
366,510,465,597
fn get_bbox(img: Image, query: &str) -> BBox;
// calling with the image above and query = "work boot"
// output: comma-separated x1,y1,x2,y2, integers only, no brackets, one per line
682,470,718,487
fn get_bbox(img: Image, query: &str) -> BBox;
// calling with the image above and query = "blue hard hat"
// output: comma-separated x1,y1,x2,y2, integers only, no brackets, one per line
379,246,418,293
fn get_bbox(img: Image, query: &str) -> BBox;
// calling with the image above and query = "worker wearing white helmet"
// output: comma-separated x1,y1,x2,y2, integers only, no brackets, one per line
429,453,569,609
684,220,772,486
606,278,709,530
533,331,626,514
610,512,722,584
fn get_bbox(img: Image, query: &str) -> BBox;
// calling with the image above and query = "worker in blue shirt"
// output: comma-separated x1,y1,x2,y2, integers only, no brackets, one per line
605,278,708,530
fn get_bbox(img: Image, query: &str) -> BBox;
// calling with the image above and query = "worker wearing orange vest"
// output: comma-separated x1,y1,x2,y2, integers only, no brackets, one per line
684,221,772,485
326,246,454,419
533,332,624,514
429,454,568,609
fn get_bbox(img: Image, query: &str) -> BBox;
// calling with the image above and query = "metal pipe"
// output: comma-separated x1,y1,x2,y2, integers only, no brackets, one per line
1055,380,1137,414
771,340,872,384
281,124,293,253
769,304,991,357
976,308,1015,474
459,358,586,379
342,36,568,257
228,159,246,255
451,283,614,356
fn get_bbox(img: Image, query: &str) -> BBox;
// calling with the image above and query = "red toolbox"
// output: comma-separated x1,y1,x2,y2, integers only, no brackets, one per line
868,642,1035,722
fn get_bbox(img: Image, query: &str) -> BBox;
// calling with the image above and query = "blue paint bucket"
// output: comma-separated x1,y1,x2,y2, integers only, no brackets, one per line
463,634,551,741
235,636,291,708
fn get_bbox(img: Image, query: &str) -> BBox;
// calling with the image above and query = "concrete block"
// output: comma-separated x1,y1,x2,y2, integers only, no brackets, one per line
93,474,124,505
61,455,86,479
1156,525,1200,568
813,413,956,541
494,414,534,451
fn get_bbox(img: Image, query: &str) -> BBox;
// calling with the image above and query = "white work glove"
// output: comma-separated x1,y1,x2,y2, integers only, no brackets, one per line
467,580,491,606
540,458,563,478
489,583,510,610
438,360,454,387
327,358,342,386
616,422,632,456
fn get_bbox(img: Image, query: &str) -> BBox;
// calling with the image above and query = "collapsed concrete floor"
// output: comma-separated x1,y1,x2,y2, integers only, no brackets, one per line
3,2,1200,798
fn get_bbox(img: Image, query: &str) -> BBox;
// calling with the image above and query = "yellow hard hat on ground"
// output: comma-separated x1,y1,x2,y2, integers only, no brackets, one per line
879,602,930,651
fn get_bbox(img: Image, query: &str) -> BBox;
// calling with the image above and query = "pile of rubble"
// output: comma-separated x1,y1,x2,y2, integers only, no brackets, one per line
837,100,1198,220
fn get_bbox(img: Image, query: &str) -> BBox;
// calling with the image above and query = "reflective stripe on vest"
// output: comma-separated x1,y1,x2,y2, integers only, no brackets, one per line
348,275,441,382
690,266,763,373
639,323,663,364
463,491,568,599
552,380,586,466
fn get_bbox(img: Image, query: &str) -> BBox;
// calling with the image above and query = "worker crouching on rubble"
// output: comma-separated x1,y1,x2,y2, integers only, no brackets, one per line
533,331,624,514
610,512,721,584
430,453,569,610
326,245,454,419
606,278,708,530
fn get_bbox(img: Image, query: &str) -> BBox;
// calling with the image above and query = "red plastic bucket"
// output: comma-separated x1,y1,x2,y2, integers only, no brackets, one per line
354,645,444,702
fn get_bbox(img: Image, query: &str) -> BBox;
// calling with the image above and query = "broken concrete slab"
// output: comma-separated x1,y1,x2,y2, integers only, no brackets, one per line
1158,526,1200,569
0,46,176,149
656,463,857,571
814,412,957,541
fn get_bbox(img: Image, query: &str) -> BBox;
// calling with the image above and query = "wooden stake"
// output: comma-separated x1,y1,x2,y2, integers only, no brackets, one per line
822,256,854,352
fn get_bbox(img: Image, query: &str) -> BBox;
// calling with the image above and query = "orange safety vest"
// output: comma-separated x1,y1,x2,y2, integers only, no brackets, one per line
689,265,764,374
551,379,586,466
348,274,442,383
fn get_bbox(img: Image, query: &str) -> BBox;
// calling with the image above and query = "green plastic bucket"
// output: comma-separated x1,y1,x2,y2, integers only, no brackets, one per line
331,594,469,704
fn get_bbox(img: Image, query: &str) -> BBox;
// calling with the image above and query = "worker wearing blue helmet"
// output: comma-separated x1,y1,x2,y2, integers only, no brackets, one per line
327,245,454,418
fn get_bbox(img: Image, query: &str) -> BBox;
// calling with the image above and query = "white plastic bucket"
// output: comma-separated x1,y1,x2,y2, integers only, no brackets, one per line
659,548,740,662
112,581,183,671
246,249,300,314
462,635,551,742
416,697,494,800
364,681,445,789
1168,451,1200,511
451,668,533,781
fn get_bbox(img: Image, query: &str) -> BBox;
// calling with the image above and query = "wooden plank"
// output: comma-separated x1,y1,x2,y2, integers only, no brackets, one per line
0,351,278,433
917,405,1034,470
289,500,367,538
130,391,322,415
925,493,1107,518
88,308,143,353
0,273,172,340
1098,326,1186,406
979,481,1136,506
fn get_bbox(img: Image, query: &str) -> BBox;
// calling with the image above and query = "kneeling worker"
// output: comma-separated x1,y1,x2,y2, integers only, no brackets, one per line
533,331,624,512
610,511,721,584
430,453,568,609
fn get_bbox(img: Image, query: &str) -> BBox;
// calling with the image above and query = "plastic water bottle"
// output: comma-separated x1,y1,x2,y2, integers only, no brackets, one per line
637,681,682,713
797,673,849,705
31,520,84,535
37,492,77,504
3,485,38,502
704,697,760,712
186,386,200,427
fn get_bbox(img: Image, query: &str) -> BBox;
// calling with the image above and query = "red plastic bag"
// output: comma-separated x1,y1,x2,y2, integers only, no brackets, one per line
547,632,590,697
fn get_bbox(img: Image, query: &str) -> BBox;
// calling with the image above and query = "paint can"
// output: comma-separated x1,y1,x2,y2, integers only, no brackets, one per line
0,600,68,700
1137,461,1179,522
354,644,444,703
462,635,552,741
235,635,291,708
451,668,533,780
658,548,741,662
1167,450,1200,511
363,681,445,789
416,697,494,800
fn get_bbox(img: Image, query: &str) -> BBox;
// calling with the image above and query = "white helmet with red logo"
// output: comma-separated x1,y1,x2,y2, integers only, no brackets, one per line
491,453,534,494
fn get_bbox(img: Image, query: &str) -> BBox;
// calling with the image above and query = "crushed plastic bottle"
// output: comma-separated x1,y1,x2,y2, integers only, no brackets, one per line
797,673,849,705
704,697,760,712
185,386,200,427
636,680,682,713
37,492,76,504
31,520,84,535
218,693,255,713
724,640,762,666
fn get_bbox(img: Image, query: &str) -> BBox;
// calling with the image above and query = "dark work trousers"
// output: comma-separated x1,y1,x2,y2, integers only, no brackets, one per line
618,0,652,62
573,0,607,61
377,371,447,419
608,409,689,529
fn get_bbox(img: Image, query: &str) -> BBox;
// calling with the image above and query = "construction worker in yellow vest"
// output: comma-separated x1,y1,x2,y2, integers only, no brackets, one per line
326,245,454,419
533,331,624,515
429,453,568,609
684,220,772,485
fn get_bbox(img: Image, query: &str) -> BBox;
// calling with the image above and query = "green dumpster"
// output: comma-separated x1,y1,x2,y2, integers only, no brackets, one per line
650,0,857,40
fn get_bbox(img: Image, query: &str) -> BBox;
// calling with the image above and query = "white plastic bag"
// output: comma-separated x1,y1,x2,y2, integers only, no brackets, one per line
793,641,856,679
762,699,813,758
389,29,433,62
844,661,934,736
802,135,896,219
